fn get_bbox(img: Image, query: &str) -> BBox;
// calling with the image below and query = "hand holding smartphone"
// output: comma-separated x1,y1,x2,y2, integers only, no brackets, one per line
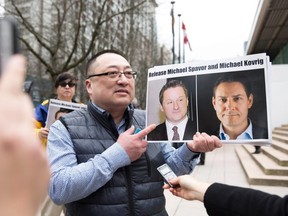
0,16,20,75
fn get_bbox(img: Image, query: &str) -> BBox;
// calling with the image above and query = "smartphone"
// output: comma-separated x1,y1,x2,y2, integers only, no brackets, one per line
0,16,20,75
157,163,178,187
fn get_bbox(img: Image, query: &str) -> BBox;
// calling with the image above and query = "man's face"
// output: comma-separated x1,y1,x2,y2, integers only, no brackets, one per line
160,86,188,124
212,82,253,130
85,53,135,112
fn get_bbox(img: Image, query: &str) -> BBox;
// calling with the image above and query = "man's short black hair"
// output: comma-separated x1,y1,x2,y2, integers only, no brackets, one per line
54,108,73,120
86,49,127,77
213,72,252,97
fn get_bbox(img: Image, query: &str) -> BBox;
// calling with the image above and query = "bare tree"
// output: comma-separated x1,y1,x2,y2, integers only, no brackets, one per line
5,0,145,77
5,0,146,98
3,0,162,106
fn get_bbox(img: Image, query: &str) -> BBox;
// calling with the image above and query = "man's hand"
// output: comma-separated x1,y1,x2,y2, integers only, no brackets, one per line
117,124,156,161
0,55,50,216
187,132,222,152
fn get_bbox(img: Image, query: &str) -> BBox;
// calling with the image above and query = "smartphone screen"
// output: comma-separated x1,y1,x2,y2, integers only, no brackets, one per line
0,16,20,75
157,163,178,187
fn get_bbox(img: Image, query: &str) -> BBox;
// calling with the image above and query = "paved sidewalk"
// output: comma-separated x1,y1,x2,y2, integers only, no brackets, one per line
41,144,287,216
165,144,288,216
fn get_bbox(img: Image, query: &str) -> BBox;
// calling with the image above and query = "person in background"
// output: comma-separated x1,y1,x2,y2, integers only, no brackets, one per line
35,73,78,216
164,174,288,216
0,55,50,216
47,49,222,215
212,73,267,153
34,72,78,147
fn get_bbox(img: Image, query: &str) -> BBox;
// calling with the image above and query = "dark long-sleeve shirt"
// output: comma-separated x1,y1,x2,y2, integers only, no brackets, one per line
204,183,288,216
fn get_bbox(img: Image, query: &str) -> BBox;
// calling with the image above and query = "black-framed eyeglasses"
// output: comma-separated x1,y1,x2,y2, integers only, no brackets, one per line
59,81,76,88
87,71,137,80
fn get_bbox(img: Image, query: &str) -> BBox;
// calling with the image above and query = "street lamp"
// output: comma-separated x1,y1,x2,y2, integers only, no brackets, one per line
171,1,175,64
178,14,181,63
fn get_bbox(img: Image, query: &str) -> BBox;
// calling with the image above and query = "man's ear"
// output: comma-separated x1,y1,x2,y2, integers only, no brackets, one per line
85,79,92,95
248,94,254,108
212,96,216,110
160,104,164,112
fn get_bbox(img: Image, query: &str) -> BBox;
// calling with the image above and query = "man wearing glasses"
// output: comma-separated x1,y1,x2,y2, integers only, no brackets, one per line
47,50,222,216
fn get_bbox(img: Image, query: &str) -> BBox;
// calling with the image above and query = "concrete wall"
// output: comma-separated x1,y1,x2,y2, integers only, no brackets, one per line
269,64,288,129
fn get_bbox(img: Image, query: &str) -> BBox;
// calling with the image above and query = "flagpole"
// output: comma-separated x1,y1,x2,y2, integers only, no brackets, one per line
178,14,181,63
171,1,175,64
183,43,185,63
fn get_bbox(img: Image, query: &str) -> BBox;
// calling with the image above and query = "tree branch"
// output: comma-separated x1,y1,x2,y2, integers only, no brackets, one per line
19,37,53,73
10,0,54,55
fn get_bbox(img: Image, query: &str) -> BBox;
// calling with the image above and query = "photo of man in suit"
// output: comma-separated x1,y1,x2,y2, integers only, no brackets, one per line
212,72,268,153
147,79,197,142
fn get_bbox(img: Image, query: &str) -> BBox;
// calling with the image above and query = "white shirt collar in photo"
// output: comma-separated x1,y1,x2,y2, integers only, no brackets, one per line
165,116,188,141
219,119,253,140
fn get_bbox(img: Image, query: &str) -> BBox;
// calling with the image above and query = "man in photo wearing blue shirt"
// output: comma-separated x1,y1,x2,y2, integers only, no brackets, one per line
212,73,267,153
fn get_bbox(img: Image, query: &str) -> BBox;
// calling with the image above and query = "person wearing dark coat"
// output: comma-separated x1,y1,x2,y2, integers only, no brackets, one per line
165,174,288,216
148,118,196,141
147,80,197,142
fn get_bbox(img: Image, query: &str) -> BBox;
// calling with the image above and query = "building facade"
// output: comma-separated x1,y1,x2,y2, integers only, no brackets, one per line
4,0,170,107
245,0,288,128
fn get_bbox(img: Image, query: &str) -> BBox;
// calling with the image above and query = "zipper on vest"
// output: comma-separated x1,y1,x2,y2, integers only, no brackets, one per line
125,167,135,216
145,152,151,177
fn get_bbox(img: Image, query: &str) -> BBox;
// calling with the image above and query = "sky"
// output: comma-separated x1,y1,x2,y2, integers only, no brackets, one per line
155,0,260,62
0,0,259,62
